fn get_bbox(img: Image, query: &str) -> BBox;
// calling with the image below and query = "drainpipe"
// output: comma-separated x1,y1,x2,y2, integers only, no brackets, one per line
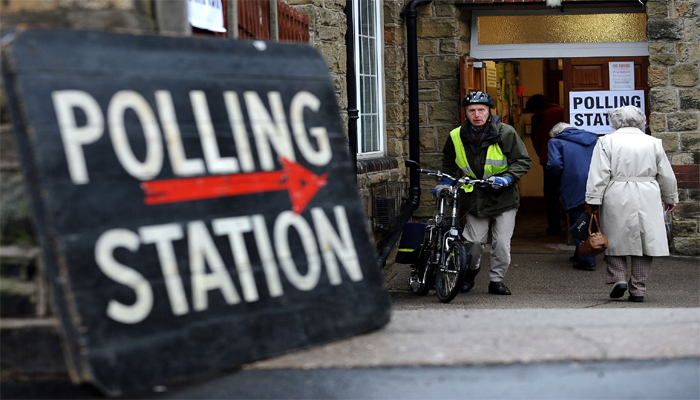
405,0,432,192
376,0,433,269
269,0,279,42
226,0,238,39
345,2,358,175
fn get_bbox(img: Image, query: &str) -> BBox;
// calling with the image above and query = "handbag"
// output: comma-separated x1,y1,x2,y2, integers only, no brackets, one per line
579,214,609,257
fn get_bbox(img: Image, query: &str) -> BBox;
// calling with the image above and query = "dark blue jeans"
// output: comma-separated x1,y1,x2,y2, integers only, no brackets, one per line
543,165,562,233
568,205,596,267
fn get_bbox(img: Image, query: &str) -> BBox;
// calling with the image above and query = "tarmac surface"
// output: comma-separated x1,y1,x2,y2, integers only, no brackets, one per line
245,245,700,370
2,242,699,399
4,359,699,399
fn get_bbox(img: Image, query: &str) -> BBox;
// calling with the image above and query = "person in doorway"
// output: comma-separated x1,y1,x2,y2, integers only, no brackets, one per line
546,122,599,271
526,95,566,235
437,91,531,295
585,106,678,302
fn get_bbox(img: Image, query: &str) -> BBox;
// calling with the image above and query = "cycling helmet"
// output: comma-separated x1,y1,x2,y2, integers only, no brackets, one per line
462,91,494,108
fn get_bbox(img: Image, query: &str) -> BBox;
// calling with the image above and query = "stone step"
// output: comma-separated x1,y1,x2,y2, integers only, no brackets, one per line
0,245,40,260
0,246,50,318
0,318,67,374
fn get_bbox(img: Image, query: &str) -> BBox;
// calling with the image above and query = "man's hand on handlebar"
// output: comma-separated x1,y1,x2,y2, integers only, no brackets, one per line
432,177,454,198
487,175,512,189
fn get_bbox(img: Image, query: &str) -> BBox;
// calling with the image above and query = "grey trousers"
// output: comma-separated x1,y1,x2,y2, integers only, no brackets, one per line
605,255,653,296
462,208,518,282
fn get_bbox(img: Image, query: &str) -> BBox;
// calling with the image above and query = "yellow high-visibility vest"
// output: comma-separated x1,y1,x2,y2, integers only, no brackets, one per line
449,127,508,192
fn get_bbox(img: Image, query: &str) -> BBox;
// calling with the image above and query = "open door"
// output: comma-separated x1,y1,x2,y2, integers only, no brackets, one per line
459,56,486,124
563,56,650,126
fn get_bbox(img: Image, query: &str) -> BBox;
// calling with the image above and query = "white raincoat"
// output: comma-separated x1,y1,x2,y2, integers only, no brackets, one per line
585,127,678,256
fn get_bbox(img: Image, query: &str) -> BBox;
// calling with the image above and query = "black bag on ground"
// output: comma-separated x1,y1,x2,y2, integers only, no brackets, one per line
568,213,590,241
395,222,426,264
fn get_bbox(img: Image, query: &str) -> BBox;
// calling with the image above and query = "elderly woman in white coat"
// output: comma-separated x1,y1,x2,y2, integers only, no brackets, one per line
585,106,678,303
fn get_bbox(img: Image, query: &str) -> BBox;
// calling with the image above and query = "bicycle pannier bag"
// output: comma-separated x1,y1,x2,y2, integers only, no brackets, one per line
395,222,426,264
579,214,609,257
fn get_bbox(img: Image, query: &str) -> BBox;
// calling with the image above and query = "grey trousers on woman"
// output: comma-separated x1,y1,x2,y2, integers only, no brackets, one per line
605,255,653,296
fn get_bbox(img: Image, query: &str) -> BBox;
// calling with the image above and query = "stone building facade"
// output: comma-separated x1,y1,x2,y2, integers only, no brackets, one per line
646,0,700,255
378,0,700,253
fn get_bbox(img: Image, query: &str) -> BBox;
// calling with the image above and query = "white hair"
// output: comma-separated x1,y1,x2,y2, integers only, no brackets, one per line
549,122,572,137
608,106,646,131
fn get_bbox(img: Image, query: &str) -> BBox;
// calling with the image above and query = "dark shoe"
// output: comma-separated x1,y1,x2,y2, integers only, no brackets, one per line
628,295,644,302
573,263,596,271
610,282,628,299
460,268,480,293
488,281,511,295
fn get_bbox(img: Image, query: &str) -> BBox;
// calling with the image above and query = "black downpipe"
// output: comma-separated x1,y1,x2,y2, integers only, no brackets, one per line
345,3,359,175
376,0,433,269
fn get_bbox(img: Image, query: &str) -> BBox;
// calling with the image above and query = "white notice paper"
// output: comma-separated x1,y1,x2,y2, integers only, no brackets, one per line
609,62,634,91
188,0,226,33
487,69,498,88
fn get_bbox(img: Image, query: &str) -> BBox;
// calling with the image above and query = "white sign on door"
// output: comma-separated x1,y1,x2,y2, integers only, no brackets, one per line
609,62,635,91
569,90,645,134
487,69,498,88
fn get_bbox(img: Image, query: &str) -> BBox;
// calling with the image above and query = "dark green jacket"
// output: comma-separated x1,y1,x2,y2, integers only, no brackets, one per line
442,115,532,217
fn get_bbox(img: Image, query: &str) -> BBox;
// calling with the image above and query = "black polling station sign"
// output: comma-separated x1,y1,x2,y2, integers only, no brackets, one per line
1,29,391,396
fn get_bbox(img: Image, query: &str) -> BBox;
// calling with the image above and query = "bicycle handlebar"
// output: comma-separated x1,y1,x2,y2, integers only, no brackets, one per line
405,159,489,187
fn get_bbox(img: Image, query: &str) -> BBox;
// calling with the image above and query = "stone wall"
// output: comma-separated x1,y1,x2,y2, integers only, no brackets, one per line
290,1,467,240
289,0,393,236
405,2,467,219
287,0,348,127
288,0,411,240
646,0,700,256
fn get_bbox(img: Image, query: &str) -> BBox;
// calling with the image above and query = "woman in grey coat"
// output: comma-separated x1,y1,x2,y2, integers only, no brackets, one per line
585,106,678,303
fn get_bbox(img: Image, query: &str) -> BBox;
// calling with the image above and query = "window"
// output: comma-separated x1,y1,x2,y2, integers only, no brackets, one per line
354,0,384,157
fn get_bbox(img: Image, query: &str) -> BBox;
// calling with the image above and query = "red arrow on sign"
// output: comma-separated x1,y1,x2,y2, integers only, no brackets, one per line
141,158,328,214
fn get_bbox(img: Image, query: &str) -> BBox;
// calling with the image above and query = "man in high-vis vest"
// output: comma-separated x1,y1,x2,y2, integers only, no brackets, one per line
438,91,531,295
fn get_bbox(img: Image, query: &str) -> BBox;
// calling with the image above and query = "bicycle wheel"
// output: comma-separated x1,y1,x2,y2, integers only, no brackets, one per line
435,241,467,303
410,240,434,296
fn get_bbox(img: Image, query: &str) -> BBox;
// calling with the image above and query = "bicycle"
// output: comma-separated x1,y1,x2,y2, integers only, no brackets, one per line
404,160,488,303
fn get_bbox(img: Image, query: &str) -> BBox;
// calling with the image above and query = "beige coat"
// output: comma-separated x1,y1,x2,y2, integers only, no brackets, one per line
585,127,678,256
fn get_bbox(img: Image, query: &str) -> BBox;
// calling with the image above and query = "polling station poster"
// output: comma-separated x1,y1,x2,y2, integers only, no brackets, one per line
569,90,645,134
1,29,391,396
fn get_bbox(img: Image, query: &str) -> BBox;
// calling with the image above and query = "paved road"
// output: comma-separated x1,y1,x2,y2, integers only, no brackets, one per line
4,359,699,399
5,359,700,400
246,308,699,370
3,248,698,399
144,359,700,399
385,246,700,309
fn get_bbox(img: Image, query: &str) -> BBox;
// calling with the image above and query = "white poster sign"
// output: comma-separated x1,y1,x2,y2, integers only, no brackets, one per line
609,61,634,91
188,0,226,33
487,69,498,88
569,90,645,134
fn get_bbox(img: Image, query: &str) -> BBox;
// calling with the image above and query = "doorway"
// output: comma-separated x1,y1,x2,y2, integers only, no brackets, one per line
459,56,650,244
